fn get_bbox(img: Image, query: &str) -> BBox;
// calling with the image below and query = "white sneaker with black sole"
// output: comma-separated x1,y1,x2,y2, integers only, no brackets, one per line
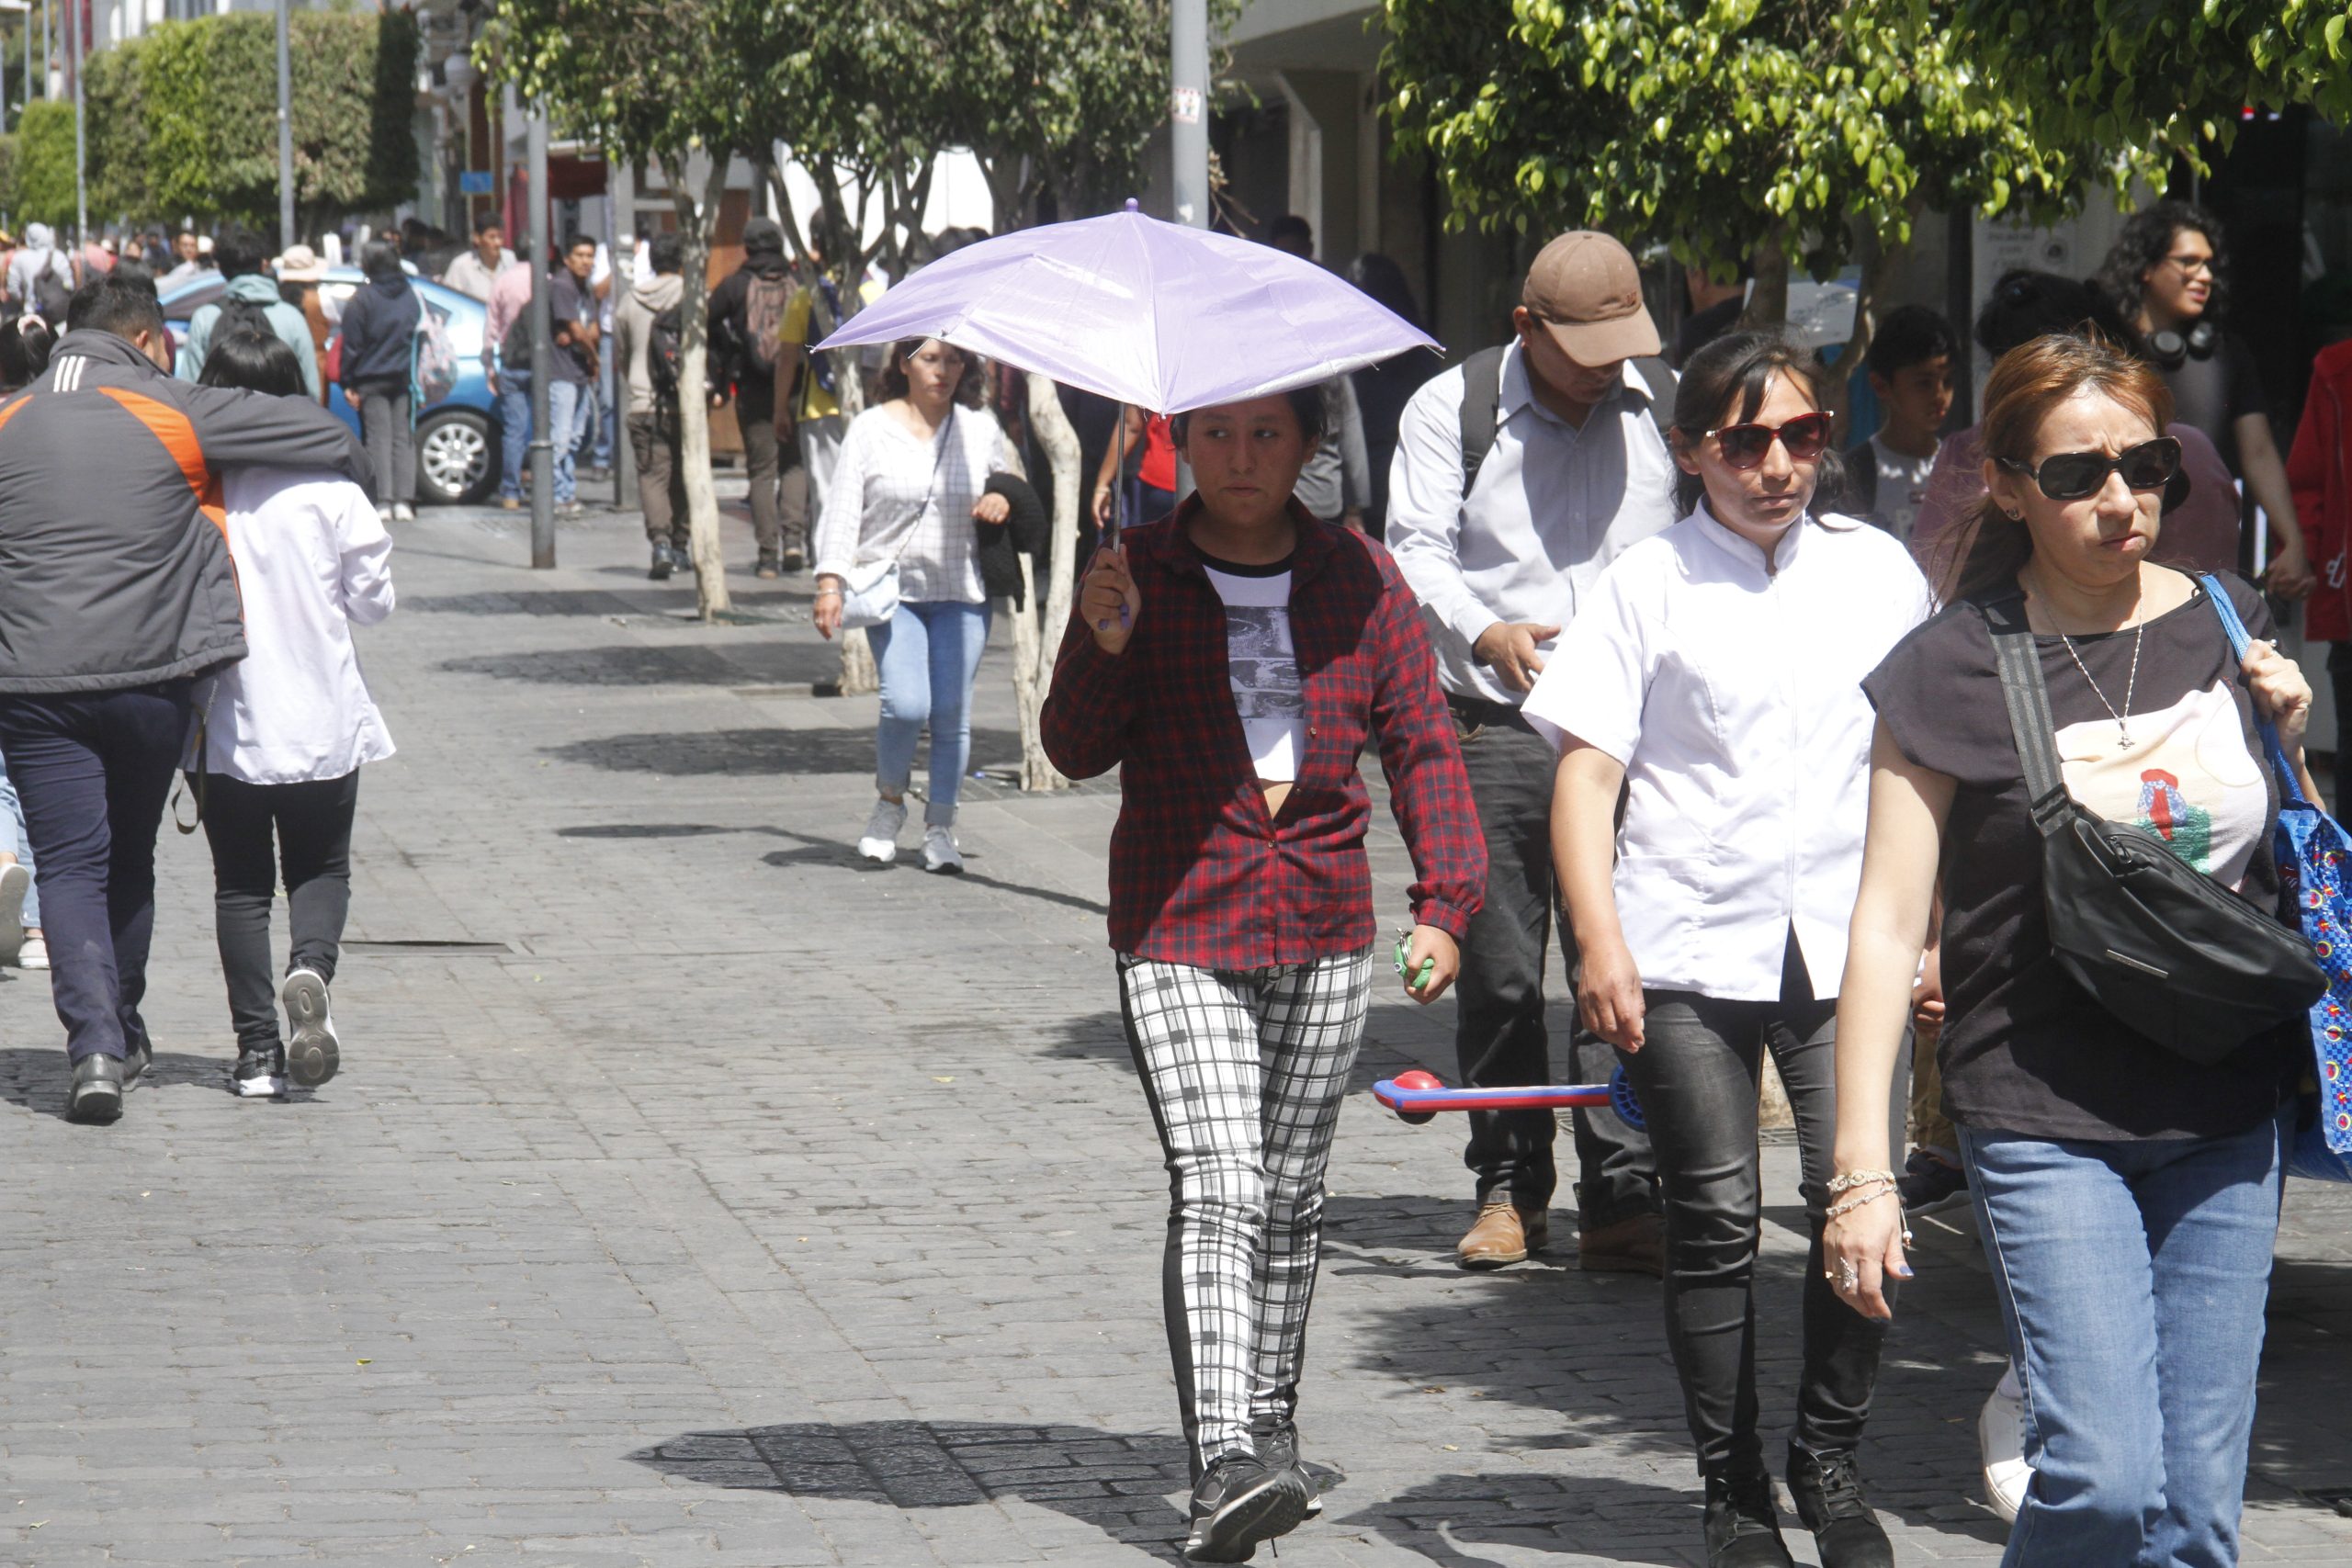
0,861,28,965
232,1044,288,1100
858,797,908,863
922,826,965,874
281,969,340,1087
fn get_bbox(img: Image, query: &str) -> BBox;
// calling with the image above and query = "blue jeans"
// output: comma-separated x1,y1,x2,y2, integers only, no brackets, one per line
1961,1112,2286,1568
547,377,594,503
0,683,192,1063
0,750,42,927
870,600,990,826
497,367,532,502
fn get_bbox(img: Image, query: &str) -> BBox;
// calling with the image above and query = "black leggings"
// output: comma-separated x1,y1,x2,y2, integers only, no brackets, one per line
195,770,358,1051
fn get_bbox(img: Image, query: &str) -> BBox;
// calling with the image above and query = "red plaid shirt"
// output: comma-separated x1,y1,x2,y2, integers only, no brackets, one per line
1043,501,1485,970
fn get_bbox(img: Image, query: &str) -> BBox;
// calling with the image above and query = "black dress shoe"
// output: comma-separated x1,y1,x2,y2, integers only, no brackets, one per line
68,1055,124,1124
1183,1451,1308,1562
1703,1469,1793,1567
123,1039,152,1091
1787,1444,1894,1568
648,543,673,581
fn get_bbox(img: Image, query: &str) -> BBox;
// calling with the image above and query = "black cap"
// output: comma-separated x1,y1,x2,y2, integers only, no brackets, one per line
742,217,784,254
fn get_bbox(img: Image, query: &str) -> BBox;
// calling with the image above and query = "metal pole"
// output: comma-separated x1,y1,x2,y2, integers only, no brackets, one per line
274,0,293,250
609,158,638,513
67,0,81,247
526,101,554,568
1170,0,1208,230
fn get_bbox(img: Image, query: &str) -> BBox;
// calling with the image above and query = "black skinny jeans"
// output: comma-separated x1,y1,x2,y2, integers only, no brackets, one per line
196,770,359,1052
1617,936,1890,1476
1451,700,1656,1224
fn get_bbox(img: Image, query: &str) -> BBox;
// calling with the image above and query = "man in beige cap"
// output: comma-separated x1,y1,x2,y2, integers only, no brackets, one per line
1387,229,1676,1275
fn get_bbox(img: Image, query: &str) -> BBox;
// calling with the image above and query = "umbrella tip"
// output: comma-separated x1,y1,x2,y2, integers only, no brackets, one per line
1124,198,1140,213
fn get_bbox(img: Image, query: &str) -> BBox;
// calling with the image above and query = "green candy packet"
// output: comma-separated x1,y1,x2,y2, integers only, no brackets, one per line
1393,931,1435,991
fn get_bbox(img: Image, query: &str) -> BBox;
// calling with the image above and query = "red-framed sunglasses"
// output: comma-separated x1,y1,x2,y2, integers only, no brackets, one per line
1703,412,1833,470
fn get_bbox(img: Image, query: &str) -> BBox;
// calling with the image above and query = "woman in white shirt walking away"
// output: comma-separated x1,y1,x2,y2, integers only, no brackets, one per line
193,331,395,1098
1528,333,1932,1568
811,337,1019,874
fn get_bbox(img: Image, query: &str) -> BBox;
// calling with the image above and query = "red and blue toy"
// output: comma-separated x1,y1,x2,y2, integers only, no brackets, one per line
1373,1067,1645,1129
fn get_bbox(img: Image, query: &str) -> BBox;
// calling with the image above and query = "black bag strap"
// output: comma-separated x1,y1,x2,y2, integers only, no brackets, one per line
1628,354,1676,447
1982,595,2075,839
1457,344,1508,501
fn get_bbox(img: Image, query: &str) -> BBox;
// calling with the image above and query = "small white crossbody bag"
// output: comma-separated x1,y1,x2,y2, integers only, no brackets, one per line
839,410,955,630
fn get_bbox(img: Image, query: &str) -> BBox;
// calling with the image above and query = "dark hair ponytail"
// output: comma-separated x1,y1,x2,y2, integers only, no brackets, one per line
198,328,306,399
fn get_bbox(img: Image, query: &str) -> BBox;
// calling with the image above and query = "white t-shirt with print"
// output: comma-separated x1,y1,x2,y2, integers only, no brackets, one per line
1869,434,1939,542
1201,556,1306,783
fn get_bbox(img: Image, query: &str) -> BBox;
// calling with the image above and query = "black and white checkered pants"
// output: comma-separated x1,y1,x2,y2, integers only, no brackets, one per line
1117,944,1375,1477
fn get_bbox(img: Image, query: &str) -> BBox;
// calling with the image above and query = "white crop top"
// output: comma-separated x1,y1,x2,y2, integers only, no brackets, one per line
1200,551,1306,784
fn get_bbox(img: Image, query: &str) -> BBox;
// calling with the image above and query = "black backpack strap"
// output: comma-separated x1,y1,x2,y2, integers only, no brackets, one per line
1456,344,1508,502
1981,595,2073,839
1629,354,1676,448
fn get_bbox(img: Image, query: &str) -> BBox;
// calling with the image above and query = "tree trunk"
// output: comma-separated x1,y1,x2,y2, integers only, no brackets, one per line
755,152,811,269
1822,220,1902,444
1013,369,1082,792
829,251,876,695
1740,228,1790,330
667,153,733,621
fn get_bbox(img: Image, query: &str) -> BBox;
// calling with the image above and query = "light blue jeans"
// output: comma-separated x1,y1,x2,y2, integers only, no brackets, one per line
1961,1111,2286,1568
547,377,594,503
497,367,532,502
870,599,990,827
0,750,40,927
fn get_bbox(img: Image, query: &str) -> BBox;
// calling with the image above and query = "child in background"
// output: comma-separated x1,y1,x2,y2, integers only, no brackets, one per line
1843,305,1957,542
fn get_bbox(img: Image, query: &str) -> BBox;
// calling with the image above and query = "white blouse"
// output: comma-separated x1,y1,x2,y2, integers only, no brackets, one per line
1521,505,1932,1002
811,403,1021,604
191,470,395,785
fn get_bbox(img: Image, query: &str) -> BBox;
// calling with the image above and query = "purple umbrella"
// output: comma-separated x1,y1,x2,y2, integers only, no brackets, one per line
813,201,1435,412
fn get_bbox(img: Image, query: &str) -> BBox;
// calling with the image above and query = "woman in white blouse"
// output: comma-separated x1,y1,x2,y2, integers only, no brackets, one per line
192,331,396,1099
1526,333,1931,1568
811,338,1019,874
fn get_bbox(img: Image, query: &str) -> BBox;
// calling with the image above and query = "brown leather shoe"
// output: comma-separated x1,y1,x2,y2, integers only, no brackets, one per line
1457,1200,1547,1269
1577,1210,1666,1276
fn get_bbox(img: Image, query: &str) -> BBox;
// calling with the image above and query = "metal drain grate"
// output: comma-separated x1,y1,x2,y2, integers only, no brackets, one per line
342,940,516,957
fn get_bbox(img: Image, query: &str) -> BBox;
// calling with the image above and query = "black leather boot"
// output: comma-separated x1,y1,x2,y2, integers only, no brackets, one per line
1702,1469,1793,1567
1786,1443,1894,1568
68,1054,124,1124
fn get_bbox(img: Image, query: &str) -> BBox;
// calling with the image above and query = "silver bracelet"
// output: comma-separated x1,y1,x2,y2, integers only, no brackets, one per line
1825,1185,1898,1223
1828,1168,1897,1194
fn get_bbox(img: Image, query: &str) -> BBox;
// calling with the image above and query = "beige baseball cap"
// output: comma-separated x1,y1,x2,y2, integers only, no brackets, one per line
1522,231,1661,365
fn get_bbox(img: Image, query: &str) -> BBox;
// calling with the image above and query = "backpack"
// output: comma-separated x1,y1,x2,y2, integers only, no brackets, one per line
501,310,533,373
806,279,842,395
646,303,685,404
213,292,276,348
30,256,70,324
1456,344,1676,501
737,273,791,379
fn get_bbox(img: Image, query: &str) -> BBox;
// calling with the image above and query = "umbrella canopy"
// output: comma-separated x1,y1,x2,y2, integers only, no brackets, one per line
814,201,1437,413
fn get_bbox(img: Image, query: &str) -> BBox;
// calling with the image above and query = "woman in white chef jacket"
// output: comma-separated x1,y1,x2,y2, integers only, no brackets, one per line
1525,331,1931,1568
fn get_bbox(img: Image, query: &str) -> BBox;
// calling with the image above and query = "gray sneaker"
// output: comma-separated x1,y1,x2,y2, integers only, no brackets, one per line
1182,1451,1308,1562
1249,1416,1321,1518
281,969,340,1087
857,797,908,863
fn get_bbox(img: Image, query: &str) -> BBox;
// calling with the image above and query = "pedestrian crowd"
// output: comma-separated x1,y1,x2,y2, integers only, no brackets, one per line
3,188,2346,1568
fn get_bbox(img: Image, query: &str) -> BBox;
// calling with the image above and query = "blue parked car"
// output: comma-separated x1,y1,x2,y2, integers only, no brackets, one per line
162,267,500,505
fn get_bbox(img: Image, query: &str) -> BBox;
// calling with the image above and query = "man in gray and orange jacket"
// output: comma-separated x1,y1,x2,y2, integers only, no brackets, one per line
0,271,373,1123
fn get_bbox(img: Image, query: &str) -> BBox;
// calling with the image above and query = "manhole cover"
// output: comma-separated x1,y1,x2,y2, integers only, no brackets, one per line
342,940,515,957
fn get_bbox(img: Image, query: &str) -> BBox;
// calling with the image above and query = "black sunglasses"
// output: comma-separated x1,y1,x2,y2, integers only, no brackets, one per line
1997,436,2183,502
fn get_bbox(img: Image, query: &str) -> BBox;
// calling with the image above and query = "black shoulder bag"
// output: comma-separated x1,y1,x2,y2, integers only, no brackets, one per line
1984,592,2324,1065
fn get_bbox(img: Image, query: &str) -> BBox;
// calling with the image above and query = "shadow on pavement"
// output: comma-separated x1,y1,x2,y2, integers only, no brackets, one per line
544,726,1022,776
0,1048,233,1119
1333,1470,1722,1566
441,643,842,688
628,1418,1195,1562
406,589,653,616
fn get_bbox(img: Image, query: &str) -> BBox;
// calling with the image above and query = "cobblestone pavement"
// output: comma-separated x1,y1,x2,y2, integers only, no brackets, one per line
4,491,2351,1567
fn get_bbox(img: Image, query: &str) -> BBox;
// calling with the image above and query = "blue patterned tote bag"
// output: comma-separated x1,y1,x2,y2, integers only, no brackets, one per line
2203,575,2352,1181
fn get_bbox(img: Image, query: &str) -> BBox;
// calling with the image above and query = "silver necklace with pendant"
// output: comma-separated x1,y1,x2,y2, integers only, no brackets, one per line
2057,621,2144,750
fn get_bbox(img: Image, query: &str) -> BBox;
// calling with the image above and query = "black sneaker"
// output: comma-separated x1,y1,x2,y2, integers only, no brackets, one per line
1183,1451,1308,1562
1702,1469,1793,1567
780,547,807,573
1248,1416,1321,1518
67,1054,124,1124
1786,1444,1893,1568
1896,1147,1969,1215
649,543,674,581
755,552,783,580
232,1044,287,1100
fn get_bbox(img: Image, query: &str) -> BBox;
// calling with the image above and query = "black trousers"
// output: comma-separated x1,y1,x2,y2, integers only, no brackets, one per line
196,770,358,1052
1450,699,1657,1224
1618,936,1890,1476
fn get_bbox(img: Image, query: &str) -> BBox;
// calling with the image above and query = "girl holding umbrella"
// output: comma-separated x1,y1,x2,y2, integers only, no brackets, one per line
1043,388,1484,1562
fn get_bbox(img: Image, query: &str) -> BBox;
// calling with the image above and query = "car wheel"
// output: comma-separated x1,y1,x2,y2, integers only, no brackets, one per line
416,410,496,505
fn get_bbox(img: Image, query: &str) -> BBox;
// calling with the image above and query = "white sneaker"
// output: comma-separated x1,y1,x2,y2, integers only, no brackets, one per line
17,933,47,970
922,825,965,874
1979,1361,2032,1522
392,502,416,523
0,862,28,964
857,797,908,863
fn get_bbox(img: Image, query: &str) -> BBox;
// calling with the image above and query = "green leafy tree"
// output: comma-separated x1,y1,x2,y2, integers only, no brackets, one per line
10,101,77,231
1949,0,2352,175
1381,0,2120,400
483,0,774,618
